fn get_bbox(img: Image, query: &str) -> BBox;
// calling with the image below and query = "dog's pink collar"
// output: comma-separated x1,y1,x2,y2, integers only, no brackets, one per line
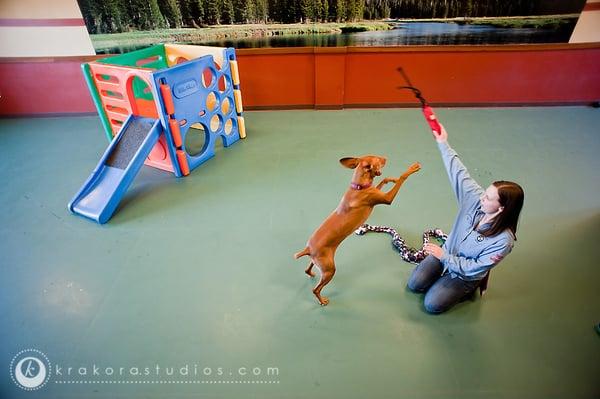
350,182,372,190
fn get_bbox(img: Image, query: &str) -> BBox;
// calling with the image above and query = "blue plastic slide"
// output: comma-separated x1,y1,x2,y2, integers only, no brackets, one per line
69,116,162,224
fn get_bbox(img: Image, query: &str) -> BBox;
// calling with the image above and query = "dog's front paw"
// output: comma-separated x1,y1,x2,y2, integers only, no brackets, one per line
319,296,329,306
406,162,421,175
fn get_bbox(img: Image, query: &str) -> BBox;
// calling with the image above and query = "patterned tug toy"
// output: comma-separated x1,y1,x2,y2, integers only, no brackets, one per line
355,224,448,265
354,69,449,264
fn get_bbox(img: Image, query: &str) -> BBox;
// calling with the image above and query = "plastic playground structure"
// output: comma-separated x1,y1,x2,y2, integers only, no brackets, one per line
68,44,246,224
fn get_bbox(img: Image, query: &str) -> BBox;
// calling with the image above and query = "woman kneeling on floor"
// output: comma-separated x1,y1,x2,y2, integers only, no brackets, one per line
408,124,524,314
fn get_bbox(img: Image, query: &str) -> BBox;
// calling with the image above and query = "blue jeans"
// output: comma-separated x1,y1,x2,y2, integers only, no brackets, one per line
407,255,480,314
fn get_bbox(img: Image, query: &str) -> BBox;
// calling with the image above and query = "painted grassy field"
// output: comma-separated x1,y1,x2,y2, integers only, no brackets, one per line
89,15,579,52
90,21,393,50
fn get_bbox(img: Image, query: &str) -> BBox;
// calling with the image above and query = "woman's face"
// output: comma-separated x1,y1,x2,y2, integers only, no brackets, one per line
480,185,503,215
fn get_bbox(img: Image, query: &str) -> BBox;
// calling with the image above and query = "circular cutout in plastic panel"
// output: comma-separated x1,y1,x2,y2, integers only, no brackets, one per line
201,67,215,88
221,97,231,115
206,92,218,112
218,75,229,93
210,115,222,133
224,118,236,136
184,124,209,156
148,140,167,160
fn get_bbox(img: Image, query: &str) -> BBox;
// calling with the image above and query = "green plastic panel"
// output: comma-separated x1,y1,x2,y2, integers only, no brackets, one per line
82,63,114,142
98,44,169,101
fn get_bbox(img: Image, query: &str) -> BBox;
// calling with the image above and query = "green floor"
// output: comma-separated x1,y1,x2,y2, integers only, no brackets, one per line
1,107,599,398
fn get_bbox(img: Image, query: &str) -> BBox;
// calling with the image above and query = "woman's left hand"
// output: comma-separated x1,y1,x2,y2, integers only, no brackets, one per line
424,243,445,259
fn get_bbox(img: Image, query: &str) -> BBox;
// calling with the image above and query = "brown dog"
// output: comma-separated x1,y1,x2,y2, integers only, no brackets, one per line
294,156,421,305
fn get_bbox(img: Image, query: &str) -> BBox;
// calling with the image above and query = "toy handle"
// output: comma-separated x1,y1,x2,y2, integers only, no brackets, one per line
422,105,442,139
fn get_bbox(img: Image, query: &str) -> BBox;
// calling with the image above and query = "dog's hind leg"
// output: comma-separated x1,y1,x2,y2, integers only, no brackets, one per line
312,257,336,306
305,261,316,277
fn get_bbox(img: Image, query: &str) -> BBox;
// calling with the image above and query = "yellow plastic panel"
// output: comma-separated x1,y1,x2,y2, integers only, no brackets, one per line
164,44,227,69
237,116,246,139
234,89,243,113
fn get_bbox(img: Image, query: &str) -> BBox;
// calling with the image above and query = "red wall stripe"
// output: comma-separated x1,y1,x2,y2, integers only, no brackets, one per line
0,18,85,27
583,2,600,11
1,45,599,116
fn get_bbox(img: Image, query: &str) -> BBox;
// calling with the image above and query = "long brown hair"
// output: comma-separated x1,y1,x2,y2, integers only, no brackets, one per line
481,181,524,239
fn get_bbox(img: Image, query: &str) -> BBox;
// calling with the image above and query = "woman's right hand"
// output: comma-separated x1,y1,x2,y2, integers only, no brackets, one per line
434,123,448,143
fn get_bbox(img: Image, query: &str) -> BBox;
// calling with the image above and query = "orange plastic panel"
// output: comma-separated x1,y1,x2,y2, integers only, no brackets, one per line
145,135,175,173
135,98,159,118
176,150,190,176
169,119,182,147
160,84,175,115
88,62,152,116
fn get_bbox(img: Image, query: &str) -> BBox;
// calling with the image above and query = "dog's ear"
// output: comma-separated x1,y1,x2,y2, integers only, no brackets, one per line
339,157,359,169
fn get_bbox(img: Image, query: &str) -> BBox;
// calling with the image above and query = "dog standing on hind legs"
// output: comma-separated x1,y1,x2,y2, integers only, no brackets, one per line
294,156,421,306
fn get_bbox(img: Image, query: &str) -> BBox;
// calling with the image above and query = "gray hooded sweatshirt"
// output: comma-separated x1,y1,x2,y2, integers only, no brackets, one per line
438,141,515,281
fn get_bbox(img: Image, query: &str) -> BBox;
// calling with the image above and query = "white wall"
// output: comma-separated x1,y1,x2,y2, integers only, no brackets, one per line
0,0,95,57
570,0,600,43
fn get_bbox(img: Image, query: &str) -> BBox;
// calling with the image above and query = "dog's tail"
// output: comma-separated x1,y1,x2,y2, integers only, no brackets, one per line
294,247,310,259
